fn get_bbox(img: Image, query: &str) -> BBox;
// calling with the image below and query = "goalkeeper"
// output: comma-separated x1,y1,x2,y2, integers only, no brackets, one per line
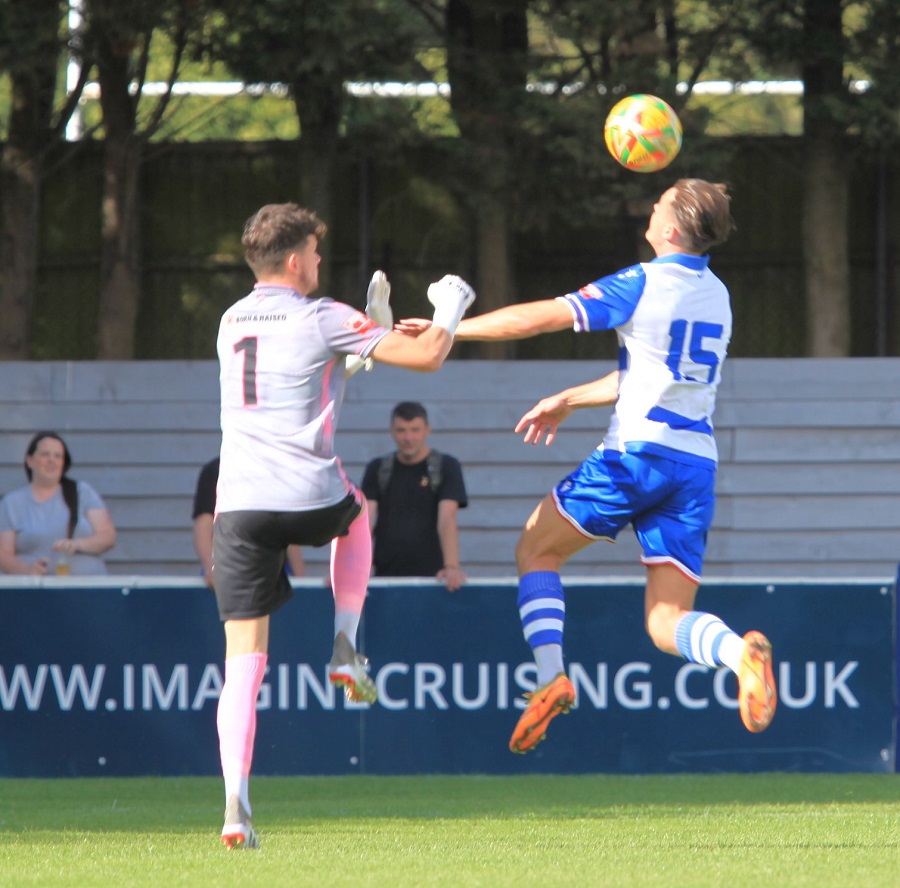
213,202,474,850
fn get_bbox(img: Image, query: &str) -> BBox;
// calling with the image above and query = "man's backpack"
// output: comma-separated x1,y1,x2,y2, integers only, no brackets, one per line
377,450,443,496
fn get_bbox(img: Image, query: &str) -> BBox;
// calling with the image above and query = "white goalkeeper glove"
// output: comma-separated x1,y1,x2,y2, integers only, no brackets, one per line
427,274,476,336
347,270,394,376
366,270,393,329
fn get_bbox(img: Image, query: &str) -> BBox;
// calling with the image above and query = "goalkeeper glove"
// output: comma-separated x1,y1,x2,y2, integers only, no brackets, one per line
428,274,476,335
347,270,394,376
366,270,393,329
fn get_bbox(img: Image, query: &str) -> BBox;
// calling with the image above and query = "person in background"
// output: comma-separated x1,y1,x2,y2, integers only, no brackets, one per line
0,431,117,576
361,401,468,591
192,456,305,589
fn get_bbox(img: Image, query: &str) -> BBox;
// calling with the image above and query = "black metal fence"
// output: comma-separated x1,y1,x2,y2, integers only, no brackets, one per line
30,136,900,360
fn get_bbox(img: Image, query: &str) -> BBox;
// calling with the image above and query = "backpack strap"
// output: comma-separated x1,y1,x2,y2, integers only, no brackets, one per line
376,453,394,496
377,450,443,495
425,450,442,492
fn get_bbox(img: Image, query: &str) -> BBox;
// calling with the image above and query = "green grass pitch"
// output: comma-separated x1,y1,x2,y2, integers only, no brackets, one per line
1,774,897,887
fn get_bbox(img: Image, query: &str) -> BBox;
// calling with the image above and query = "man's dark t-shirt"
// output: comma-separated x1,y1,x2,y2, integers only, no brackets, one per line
192,457,219,518
361,453,467,577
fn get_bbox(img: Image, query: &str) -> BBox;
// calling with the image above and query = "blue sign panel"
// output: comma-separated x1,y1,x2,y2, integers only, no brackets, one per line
0,579,894,777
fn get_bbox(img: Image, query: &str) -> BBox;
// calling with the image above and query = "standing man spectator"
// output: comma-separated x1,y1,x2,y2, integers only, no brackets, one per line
192,456,305,589
213,201,474,850
362,402,468,591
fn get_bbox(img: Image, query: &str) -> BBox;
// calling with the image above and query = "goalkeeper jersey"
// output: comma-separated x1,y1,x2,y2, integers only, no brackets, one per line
558,253,731,468
216,285,388,512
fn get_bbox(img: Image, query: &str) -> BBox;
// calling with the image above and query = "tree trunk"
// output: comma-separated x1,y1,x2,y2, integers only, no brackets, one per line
97,133,143,358
94,26,142,359
0,144,40,359
0,0,60,358
294,75,342,297
475,196,512,360
802,0,849,356
445,0,527,359
802,138,849,356
297,142,335,296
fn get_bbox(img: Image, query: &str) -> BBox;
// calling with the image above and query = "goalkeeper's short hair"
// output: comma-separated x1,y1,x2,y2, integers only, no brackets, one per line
242,203,327,276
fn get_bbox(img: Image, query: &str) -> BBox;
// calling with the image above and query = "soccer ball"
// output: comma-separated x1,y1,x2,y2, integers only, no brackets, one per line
603,94,683,173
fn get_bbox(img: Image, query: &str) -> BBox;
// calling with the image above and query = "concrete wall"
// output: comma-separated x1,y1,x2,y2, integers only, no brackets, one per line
1,359,898,581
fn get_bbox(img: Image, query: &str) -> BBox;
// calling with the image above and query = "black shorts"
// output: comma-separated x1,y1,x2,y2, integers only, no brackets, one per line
213,493,362,621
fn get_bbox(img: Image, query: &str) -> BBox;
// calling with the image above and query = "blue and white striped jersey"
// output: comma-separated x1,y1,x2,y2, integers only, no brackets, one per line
558,253,732,468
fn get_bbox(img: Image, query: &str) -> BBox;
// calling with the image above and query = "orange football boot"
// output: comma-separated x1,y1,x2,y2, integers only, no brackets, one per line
509,673,576,754
738,630,777,733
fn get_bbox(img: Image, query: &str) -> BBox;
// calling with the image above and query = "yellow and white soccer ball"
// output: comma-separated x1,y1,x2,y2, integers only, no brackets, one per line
603,94,683,173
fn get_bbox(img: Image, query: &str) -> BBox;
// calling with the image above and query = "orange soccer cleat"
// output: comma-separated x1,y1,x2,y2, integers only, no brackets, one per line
738,630,777,733
509,673,576,754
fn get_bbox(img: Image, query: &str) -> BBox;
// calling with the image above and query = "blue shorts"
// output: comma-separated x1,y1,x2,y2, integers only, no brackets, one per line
552,448,716,582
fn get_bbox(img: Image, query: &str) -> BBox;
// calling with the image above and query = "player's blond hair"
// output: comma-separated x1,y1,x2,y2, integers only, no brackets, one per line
671,179,735,252
242,203,328,276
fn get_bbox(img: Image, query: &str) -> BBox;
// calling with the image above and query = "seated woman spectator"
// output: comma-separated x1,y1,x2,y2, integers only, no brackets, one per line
0,431,117,576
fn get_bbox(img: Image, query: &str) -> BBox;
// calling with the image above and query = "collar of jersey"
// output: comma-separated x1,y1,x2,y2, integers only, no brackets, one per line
252,284,305,298
650,253,709,271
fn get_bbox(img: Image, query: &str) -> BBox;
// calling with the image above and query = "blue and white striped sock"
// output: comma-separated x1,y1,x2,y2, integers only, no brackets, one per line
674,611,744,673
518,571,565,684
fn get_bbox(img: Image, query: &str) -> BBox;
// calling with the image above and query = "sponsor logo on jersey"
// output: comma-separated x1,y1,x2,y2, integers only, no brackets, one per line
578,283,604,300
228,312,287,324
343,311,377,335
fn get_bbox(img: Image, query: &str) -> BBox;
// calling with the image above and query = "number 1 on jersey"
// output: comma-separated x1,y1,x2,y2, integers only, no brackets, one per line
234,337,258,405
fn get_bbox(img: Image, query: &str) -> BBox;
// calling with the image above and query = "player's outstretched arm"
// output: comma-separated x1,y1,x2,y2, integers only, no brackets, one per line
370,275,476,372
453,299,572,341
396,297,572,341
516,372,620,445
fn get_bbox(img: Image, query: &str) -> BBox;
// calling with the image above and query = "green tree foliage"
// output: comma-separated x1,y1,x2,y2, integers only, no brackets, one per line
197,0,427,292
845,0,900,143
3,0,899,359
436,1,746,359
733,0,899,355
